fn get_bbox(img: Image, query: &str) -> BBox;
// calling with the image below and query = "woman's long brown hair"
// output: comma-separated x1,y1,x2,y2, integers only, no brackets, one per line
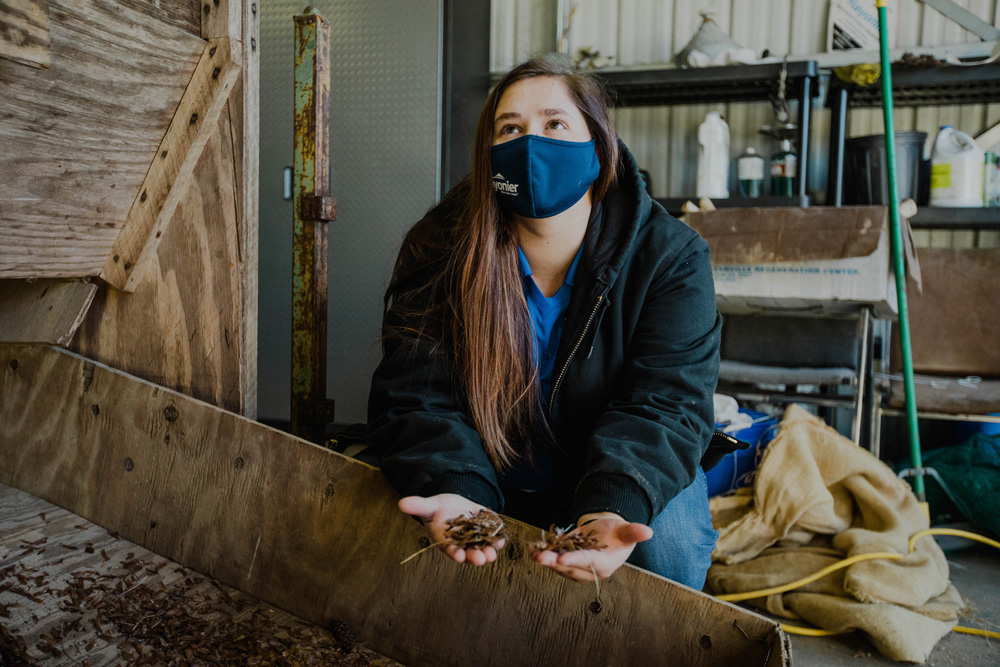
387,57,619,471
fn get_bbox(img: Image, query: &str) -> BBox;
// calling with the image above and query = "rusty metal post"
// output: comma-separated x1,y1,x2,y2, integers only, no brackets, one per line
292,7,336,443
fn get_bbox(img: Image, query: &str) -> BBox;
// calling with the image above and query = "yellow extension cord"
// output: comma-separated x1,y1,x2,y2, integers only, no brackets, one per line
714,528,1000,640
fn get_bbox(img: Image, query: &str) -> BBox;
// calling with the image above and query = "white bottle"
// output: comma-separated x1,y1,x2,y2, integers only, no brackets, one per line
697,111,730,199
930,125,985,207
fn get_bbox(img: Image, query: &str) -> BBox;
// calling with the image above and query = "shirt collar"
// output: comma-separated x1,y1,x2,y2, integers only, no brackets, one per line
516,241,585,286
563,241,584,287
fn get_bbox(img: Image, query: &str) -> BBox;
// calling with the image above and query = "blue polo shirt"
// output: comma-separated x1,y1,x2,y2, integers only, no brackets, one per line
500,242,584,491
518,243,584,401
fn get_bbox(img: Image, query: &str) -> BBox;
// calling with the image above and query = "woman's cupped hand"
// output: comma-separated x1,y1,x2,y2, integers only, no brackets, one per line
532,512,653,581
398,494,505,566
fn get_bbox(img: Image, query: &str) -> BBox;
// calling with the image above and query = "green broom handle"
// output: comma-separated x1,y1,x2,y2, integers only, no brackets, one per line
878,0,925,498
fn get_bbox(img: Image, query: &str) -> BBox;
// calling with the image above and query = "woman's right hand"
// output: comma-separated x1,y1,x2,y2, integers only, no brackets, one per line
398,494,506,566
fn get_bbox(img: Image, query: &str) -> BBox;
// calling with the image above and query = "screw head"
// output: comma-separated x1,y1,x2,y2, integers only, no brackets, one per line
123,457,135,472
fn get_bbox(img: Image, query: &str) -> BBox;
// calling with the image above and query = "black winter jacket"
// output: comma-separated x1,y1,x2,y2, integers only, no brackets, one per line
366,143,721,526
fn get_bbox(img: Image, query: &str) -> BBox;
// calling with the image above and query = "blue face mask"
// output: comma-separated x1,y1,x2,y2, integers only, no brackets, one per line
490,135,601,219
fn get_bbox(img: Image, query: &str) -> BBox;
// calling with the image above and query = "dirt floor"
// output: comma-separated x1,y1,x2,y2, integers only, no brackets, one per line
787,537,1000,666
0,484,405,666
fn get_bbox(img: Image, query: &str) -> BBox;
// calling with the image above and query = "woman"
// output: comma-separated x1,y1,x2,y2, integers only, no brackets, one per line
366,57,721,588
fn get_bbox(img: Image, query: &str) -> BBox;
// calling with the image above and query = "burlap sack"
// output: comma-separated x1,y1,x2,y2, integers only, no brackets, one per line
707,405,966,663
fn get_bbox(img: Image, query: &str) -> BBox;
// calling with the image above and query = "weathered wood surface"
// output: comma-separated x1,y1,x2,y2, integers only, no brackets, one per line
0,0,50,68
100,37,240,292
0,483,404,666
118,0,200,36
72,108,245,415
0,0,204,278
232,0,259,418
229,0,260,419
63,2,257,418
0,279,96,345
202,0,242,41
0,345,789,667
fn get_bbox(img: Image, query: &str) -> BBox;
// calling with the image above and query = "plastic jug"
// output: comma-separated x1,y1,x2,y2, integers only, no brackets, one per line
697,111,730,199
930,125,984,207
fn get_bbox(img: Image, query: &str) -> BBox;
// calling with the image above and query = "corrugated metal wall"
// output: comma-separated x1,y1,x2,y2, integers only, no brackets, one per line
491,0,1000,248
257,1,443,423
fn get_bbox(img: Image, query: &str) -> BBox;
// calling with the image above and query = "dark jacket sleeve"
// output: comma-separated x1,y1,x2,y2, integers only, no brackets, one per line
366,311,504,512
572,233,721,525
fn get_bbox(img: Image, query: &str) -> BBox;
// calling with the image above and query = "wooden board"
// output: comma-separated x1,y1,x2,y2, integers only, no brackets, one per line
0,0,50,68
72,107,245,415
0,279,96,345
0,345,789,667
232,0,259,419
0,0,204,278
0,483,404,666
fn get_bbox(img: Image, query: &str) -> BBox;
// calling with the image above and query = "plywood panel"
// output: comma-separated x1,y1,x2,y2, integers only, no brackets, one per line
0,484,402,666
0,0,50,68
72,108,244,415
100,38,241,292
0,344,788,667
0,279,96,345
118,0,201,36
0,0,204,278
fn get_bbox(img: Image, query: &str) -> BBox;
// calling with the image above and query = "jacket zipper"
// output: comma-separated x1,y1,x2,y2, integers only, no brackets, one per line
548,294,605,416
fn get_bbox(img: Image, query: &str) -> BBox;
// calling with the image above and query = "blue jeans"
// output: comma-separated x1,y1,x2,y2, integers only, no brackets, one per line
627,467,718,589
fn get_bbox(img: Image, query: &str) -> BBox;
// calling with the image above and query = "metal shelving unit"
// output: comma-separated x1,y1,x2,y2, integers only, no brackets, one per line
909,207,1000,229
826,60,1000,224
594,61,820,205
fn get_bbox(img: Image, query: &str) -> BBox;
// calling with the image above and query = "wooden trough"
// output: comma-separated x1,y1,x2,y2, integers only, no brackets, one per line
0,2,790,665
0,345,789,666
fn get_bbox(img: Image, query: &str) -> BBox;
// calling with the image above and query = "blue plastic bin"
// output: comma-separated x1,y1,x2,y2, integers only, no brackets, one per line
706,409,779,497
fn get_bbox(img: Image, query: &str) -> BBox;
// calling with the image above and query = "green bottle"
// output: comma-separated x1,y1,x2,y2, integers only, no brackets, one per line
770,139,797,197
737,147,765,198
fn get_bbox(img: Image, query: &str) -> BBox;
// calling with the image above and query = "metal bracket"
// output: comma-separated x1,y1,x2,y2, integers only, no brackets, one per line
917,0,1000,42
300,195,338,222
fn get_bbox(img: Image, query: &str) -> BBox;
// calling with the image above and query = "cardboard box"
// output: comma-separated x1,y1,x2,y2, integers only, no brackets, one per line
686,206,907,319
827,0,898,51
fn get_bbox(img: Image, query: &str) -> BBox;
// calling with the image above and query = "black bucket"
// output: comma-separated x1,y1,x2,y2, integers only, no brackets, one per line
844,131,927,205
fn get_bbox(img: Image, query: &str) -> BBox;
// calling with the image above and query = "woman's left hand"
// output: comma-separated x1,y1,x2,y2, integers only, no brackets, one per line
531,511,653,581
